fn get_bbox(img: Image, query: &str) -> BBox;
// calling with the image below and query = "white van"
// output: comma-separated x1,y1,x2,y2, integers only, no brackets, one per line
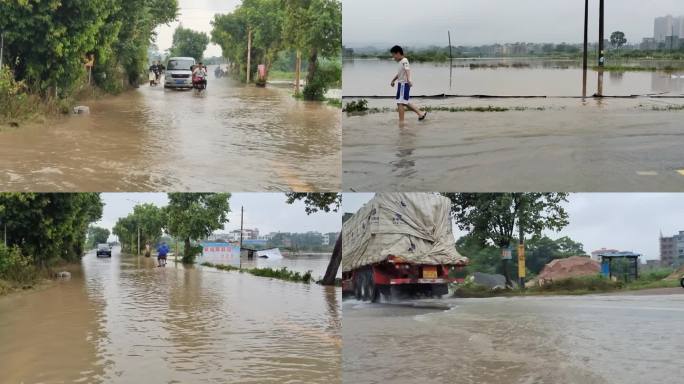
164,57,196,89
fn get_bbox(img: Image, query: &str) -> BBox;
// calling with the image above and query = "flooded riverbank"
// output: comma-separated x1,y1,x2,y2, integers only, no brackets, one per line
343,293,684,384
342,97,684,192
0,246,341,383
0,67,341,192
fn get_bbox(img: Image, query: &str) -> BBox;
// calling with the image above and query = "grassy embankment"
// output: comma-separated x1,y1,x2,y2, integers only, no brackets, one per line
200,262,313,284
453,269,681,298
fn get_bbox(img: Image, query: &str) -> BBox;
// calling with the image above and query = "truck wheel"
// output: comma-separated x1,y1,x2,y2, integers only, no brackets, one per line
681,278,684,289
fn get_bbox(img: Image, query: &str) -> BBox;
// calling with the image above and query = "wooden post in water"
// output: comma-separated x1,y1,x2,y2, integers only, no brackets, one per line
597,0,605,97
582,0,589,98
248,29,253,82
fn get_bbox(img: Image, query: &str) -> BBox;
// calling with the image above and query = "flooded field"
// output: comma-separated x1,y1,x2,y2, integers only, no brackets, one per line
0,66,341,192
343,294,684,384
342,58,684,191
0,247,341,383
343,58,684,96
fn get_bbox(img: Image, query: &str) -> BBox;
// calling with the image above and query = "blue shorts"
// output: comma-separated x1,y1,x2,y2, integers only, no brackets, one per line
396,83,410,104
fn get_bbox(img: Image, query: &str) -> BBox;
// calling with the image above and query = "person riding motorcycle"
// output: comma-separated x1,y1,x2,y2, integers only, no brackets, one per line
148,61,164,85
192,63,208,90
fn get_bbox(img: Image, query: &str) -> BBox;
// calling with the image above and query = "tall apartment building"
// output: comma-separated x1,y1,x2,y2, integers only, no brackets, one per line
659,231,684,267
654,15,684,43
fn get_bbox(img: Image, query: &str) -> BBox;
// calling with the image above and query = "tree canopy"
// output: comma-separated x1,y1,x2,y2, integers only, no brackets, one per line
166,193,231,263
170,26,209,62
0,0,177,96
112,203,165,254
0,193,103,267
87,226,111,248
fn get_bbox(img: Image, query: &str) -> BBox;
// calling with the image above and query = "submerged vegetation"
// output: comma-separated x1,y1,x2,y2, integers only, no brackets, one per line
344,99,546,114
201,262,313,283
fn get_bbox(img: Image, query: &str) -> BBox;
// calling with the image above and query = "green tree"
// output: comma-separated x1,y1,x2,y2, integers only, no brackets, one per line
282,0,341,100
285,192,341,285
610,31,627,51
87,226,111,248
0,0,177,95
112,203,166,254
444,193,569,286
0,193,103,268
170,26,209,62
166,193,231,264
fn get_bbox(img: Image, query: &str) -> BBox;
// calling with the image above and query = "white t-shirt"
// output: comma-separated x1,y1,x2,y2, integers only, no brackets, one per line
397,57,410,83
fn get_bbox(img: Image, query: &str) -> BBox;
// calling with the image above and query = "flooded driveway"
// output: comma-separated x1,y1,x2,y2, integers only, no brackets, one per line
343,97,684,192
343,294,684,384
0,67,341,192
0,247,341,383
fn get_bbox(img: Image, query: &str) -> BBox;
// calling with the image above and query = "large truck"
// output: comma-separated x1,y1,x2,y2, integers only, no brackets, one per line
342,193,468,302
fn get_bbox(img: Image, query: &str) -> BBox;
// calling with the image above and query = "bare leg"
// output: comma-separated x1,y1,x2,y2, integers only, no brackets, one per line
398,104,406,121
406,103,425,117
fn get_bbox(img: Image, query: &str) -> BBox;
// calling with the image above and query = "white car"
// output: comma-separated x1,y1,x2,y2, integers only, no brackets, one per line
164,57,195,89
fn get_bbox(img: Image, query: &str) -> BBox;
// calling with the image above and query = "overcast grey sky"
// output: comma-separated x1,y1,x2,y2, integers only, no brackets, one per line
342,193,684,261
96,193,341,241
343,0,684,48
154,0,241,58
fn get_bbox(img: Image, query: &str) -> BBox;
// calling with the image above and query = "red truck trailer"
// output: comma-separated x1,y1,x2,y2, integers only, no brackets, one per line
342,193,468,302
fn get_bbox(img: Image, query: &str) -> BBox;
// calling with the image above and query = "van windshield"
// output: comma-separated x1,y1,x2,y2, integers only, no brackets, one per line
167,59,194,70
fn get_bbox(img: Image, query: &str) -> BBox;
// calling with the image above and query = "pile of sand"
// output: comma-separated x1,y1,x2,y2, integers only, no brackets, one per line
537,256,601,283
665,265,684,280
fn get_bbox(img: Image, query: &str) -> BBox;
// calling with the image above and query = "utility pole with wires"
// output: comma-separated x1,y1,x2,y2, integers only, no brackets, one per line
239,206,244,268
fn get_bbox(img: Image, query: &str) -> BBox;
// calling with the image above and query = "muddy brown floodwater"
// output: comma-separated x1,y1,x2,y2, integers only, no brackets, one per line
0,247,341,384
0,67,341,192
343,97,684,192
343,294,684,384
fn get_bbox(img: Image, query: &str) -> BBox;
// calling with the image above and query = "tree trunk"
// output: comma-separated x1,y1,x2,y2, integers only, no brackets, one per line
183,237,191,263
306,48,318,86
321,233,341,286
294,50,301,95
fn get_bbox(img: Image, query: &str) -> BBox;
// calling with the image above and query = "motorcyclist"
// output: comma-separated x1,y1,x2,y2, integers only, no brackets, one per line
192,62,208,90
148,61,163,85
156,241,169,267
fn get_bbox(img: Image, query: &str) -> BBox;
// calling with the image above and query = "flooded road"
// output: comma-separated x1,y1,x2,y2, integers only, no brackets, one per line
0,246,341,383
343,59,684,96
343,97,684,192
0,67,341,192
343,294,684,384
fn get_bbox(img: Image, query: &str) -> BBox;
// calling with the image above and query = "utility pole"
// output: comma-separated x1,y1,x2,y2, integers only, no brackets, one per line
239,206,244,248
448,31,453,89
582,0,589,98
597,0,605,97
246,27,252,84
3,223,6,247
137,226,141,256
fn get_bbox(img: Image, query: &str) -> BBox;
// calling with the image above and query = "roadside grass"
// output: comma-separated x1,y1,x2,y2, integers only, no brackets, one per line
269,70,308,81
649,104,684,111
201,262,313,283
452,273,682,298
593,64,684,72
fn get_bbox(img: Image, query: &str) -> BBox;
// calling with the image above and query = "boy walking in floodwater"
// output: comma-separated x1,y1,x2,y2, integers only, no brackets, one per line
390,45,427,122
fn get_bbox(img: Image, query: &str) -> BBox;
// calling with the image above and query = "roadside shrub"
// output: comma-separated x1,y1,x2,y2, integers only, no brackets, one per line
343,99,369,113
640,267,674,282
0,245,38,285
303,59,341,101
0,66,35,122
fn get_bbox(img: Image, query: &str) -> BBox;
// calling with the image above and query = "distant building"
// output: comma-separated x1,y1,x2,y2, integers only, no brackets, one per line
641,37,657,50
591,248,620,262
660,231,684,267
654,15,684,47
